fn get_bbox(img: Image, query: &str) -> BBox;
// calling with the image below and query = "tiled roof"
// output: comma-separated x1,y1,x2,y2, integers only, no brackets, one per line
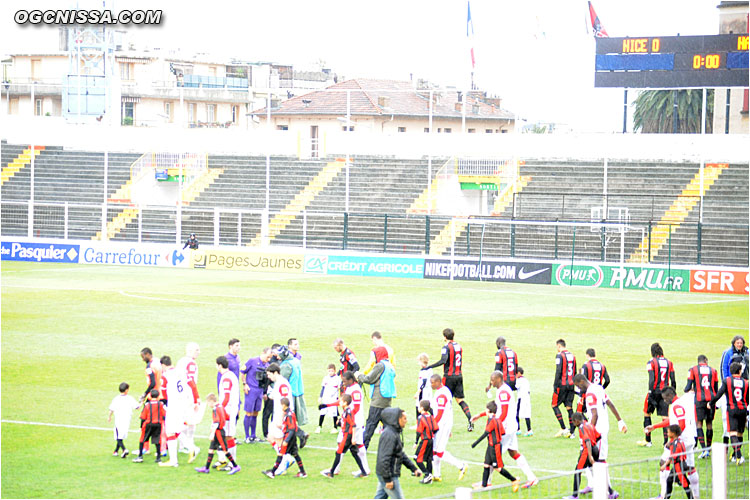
253,78,514,121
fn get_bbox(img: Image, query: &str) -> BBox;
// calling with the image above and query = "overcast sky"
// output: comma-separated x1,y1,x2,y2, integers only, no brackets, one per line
1,0,722,132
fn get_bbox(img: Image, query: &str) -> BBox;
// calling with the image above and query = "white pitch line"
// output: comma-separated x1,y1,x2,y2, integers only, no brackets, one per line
0,419,567,475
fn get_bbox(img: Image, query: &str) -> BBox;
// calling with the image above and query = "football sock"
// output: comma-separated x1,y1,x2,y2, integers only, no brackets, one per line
573,471,582,495
662,427,668,446
331,453,342,473
659,469,670,498
356,445,371,474
482,467,491,487
226,452,238,467
167,436,178,464
688,469,699,498
730,436,742,458
459,401,472,421
155,443,161,459
515,453,536,481
249,416,257,438
293,453,306,474
115,439,125,452
643,416,652,443
205,451,214,469
138,441,144,457
498,467,516,482
276,454,294,475
432,455,442,478
416,460,429,475
350,448,366,474
442,450,463,468
705,427,713,447
567,408,575,433
319,415,325,427
244,415,251,439
553,407,565,429
271,455,283,474
526,418,532,431
696,428,705,448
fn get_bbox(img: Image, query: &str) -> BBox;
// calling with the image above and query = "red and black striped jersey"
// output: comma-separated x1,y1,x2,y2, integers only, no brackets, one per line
495,347,518,384
714,375,748,410
444,342,463,377
577,421,601,459
581,359,609,388
647,356,676,393
555,350,577,387
139,400,166,425
339,347,359,375
282,408,299,434
416,413,439,441
340,407,356,435
666,438,692,486
685,363,719,402
212,404,228,430
484,416,505,446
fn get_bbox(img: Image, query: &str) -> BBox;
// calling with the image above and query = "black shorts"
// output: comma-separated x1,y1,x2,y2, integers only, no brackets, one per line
209,429,228,451
506,379,517,391
484,443,504,468
727,409,748,435
695,401,715,422
141,423,161,444
644,393,670,417
552,386,576,407
443,375,465,399
283,435,299,456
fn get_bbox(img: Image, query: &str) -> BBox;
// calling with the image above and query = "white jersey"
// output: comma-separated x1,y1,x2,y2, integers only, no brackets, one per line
584,383,610,435
345,382,365,428
321,374,341,404
164,366,191,408
495,383,518,434
431,385,454,431
108,394,140,439
417,368,433,406
219,370,240,415
176,356,199,402
668,393,697,444
270,376,293,427
516,376,530,400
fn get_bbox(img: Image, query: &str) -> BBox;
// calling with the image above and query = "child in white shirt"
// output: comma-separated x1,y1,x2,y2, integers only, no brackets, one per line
515,367,533,437
108,382,141,457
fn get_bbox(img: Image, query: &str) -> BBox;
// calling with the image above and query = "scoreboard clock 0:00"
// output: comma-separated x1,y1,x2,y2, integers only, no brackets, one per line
594,34,748,88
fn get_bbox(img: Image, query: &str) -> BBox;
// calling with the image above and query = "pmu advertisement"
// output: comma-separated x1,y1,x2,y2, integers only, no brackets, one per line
552,263,690,292
423,259,552,284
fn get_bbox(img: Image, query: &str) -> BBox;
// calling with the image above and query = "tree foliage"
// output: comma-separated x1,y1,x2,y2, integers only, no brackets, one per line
633,89,713,133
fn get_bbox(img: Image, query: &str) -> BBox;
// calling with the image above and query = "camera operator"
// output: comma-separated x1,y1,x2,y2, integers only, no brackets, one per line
240,347,273,443
257,344,282,440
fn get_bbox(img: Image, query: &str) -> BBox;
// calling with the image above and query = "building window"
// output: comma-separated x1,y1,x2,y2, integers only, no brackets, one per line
437,128,442,133
207,104,216,122
164,102,173,122
424,127,430,133
35,99,43,116
188,103,196,124
121,102,134,125
398,127,406,133
485,129,493,133
342,126,354,132
119,62,133,81
31,59,42,81
468,128,476,133
444,128,452,133
232,105,239,123
277,125,289,131
501,129,508,133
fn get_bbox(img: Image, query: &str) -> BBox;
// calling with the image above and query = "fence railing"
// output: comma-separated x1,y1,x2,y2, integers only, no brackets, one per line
1,200,747,268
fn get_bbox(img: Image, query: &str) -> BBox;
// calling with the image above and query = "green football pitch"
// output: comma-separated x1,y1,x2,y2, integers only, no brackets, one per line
1,261,747,498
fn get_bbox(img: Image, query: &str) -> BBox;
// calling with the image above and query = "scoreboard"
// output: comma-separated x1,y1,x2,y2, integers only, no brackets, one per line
594,34,749,88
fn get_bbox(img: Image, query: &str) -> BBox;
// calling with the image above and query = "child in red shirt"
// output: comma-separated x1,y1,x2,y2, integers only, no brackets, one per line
264,397,307,478
194,393,241,475
471,401,519,490
132,390,165,463
321,394,367,478
414,399,438,484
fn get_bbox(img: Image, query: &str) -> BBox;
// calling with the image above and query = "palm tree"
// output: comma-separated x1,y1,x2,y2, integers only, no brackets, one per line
633,90,713,133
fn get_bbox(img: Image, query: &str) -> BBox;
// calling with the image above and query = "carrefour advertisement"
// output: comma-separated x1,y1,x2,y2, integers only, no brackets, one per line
552,263,690,292
1,238,190,267
304,254,424,278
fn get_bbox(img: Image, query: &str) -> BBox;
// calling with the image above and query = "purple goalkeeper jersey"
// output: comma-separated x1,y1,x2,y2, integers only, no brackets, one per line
241,356,268,390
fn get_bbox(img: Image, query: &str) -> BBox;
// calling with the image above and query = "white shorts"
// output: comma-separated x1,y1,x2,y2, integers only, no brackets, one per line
269,420,284,440
518,397,531,419
114,425,130,441
320,405,338,418
165,405,186,435
501,431,519,452
684,438,695,468
225,408,238,438
184,402,206,426
337,427,364,445
433,426,452,454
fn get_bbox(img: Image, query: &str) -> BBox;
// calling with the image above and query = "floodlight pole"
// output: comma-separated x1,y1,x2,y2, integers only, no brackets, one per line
346,89,351,213
427,90,433,215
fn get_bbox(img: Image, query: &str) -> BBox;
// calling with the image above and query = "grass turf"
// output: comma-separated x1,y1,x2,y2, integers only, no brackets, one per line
1,261,747,498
